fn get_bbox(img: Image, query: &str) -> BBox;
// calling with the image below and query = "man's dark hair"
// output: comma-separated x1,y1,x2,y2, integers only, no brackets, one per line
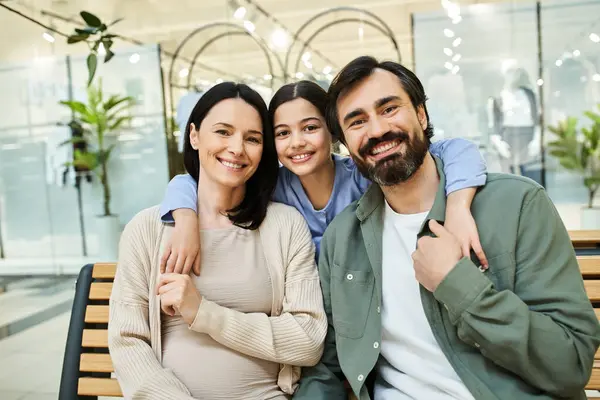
325,55,434,143
183,82,279,230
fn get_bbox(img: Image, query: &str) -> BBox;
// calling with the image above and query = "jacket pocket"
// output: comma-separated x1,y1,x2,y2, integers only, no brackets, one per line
330,266,374,339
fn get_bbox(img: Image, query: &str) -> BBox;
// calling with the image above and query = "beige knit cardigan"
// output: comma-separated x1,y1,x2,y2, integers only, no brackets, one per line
108,203,327,399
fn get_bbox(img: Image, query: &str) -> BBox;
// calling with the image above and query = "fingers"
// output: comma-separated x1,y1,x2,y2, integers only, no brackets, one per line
160,246,171,274
165,251,178,273
182,256,194,276
428,220,447,237
192,254,201,276
174,253,186,274
157,273,183,289
461,244,470,259
471,239,489,269
157,281,179,295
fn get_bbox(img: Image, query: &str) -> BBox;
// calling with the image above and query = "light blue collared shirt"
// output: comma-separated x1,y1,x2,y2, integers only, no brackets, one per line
159,138,487,259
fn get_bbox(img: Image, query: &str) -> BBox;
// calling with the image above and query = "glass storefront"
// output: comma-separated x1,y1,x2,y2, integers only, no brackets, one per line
0,44,169,274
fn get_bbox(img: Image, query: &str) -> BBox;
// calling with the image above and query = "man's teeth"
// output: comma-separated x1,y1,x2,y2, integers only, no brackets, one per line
371,140,400,155
292,153,311,160
221,160,243,169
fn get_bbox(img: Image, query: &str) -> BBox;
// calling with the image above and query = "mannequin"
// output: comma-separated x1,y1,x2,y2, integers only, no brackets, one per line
487,66,541,183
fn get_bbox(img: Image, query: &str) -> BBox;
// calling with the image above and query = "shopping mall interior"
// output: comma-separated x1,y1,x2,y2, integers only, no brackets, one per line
1,0,600,398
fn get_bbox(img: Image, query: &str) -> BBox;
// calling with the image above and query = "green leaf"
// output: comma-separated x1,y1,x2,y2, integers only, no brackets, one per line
75,27,97,35
104,95,134,112
80,11,102,28
102,34,118,39
102,39,114,50
109,116,133,131
99,24,108,32
87,53,98,87
108,18,124,26
104,50,115,63
585,111,600,124
584,177,600,189
59,100,90,117
67,34,88,44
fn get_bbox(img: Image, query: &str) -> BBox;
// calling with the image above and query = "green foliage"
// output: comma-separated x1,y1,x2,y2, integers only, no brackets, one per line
59,80,135,215
548,104,600,208
66,11,123,86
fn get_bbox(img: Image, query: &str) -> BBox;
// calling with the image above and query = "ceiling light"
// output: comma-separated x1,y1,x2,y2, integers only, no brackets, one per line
452,65,460,74
323,65,332,74
302,52,311,62
452,37,462,47
295,72,304,79
445,62,453,70
304,61,313,69
444,29,455,38
98,42,106,56
555,59,563,67
42,32,55,43
593,74,600,82
444,48,453,56
452,54,461,62
234,7,246,20
243,20,255,33
573,49,581,57
590,33,600,43
129,53,140,64
537,79,544,86
452,16,462,24
270,28,288,49
358,26,364,40
179,68,189,78
263,74,272,81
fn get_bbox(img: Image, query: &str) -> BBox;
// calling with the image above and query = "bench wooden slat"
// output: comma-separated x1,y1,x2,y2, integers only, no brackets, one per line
78,377,122,397
85,305,109,324
571,230,600,246
579,256,600,276
588,368,600,390
89,282,113,300
80,353,114,373
584,281,600,302
93,263,117,279
82,329,108,348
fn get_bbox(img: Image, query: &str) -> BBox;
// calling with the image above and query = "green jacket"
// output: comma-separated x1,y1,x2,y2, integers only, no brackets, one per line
294,156,600,400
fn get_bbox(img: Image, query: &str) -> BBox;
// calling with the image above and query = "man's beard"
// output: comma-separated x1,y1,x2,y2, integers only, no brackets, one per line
353,130,429,186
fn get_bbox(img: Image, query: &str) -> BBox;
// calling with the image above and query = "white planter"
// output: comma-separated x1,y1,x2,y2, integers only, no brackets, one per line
581,207,600,230
96,215,121,261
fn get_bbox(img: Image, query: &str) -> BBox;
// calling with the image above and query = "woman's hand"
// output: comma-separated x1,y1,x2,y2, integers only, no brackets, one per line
160,209,201,275
157,273,202,325
445,188,488,269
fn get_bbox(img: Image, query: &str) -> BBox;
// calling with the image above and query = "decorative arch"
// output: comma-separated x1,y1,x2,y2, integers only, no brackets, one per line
284,7,402,79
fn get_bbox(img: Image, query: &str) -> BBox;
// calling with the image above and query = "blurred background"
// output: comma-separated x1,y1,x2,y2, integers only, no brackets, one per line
0,0,599,398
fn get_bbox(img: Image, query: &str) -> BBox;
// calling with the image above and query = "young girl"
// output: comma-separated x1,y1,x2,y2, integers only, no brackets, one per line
159,81,488,275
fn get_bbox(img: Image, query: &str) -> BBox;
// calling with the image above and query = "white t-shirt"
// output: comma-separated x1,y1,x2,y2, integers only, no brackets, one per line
374,201,474,400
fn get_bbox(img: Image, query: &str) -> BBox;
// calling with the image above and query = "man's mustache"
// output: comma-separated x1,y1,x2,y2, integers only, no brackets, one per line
359,131,409,158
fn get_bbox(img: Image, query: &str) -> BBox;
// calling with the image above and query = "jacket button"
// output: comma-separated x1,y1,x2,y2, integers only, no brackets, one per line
357,374,364,382
377,306,381,313
373,342,379,349
346,274,354,281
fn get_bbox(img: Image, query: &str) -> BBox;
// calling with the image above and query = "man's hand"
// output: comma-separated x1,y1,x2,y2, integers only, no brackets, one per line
160,209,201,275
157,273,202,325
445,189,488,269
412,220,463,292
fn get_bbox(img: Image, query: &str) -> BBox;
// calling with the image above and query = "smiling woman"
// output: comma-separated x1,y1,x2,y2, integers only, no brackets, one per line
108,82,327,400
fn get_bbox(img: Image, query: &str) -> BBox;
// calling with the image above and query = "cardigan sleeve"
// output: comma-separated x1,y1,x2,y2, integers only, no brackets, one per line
108,208,195,400
188,207,328,367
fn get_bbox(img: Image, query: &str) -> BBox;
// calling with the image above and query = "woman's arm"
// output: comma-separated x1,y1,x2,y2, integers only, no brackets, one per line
159,209,328,367
108,208,195,400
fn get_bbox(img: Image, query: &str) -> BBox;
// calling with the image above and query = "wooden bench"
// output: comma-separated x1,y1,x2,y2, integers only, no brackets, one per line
582,255,600,396
571,230,600,255
59,263,122,399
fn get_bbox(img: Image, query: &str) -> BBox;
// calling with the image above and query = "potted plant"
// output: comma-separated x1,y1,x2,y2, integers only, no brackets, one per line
548,105,600,229
59,79,135,259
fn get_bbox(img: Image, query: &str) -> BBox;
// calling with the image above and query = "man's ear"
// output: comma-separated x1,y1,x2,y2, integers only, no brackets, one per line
189,123,199,150
417,105,428,131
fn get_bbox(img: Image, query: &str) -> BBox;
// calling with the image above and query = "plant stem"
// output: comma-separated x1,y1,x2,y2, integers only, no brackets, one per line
101,160,111,216
590,186,599,209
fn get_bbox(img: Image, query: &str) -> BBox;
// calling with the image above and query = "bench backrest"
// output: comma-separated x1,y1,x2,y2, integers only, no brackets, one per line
59,263,122,399
581,255,600,391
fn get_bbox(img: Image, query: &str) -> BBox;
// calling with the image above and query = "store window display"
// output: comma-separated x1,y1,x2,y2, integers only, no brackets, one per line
487,65,542,184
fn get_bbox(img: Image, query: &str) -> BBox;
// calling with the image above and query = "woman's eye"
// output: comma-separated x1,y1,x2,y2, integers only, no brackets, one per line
275,130,290,137
216,129,230,135
247,137,262,144
304,125,319,132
